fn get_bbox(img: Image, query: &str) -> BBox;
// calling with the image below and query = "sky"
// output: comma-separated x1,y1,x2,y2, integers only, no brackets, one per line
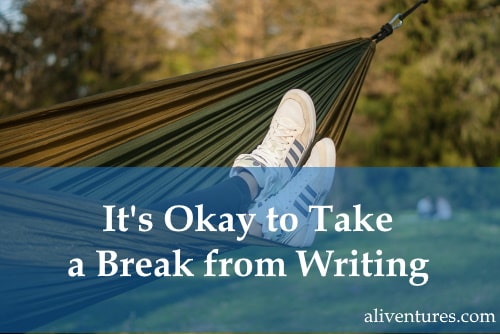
0,0,22,30
0,0,14,15
0,0,205,33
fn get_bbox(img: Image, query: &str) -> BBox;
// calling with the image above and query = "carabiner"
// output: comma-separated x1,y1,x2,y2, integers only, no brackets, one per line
388,13,403,30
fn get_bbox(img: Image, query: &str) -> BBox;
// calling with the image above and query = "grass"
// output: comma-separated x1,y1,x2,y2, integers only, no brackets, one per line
38,210,500,333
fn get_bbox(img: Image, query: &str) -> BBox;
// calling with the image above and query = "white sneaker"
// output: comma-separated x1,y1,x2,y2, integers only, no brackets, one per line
230,89,316,201
250,138,336,247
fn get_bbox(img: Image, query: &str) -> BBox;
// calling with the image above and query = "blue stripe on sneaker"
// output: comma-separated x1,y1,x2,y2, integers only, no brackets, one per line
294,140,304,153
305,185,317,198
285,157,294,171
299,193,313,207
294,200,309,217
289,148,300,164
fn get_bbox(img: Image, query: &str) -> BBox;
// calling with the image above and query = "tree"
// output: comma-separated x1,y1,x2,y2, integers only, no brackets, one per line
188,0,386,67
0,0,168,116
353,0,500,166
0,1,34,114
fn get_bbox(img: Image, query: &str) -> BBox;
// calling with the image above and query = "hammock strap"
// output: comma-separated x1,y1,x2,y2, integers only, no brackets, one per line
371,0,429,43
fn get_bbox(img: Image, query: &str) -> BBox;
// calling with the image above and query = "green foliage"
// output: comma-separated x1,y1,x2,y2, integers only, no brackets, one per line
1,0,498,165
360,0,500,166
0,0,167,115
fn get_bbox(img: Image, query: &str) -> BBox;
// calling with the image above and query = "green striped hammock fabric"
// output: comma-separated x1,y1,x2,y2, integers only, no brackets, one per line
0,37,375,331
0,38,375,168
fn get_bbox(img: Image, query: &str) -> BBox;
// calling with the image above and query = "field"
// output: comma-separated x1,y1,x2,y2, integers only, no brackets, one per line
39,209,500,333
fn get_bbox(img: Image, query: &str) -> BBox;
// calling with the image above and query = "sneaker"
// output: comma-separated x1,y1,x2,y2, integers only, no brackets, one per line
250,138,336,247
230,89,316,201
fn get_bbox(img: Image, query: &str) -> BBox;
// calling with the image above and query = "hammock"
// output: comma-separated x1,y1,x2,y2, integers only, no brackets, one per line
0,38,376,331
0,1,430,327
0,38,374,167
1,0,431,168
0,37,375,331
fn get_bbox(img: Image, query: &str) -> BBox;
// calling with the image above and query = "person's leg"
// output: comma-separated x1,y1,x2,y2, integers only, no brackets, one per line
150,89,317,232
150,174,254,217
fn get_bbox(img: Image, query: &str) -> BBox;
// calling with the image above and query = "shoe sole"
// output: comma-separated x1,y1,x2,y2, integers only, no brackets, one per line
309,137,336,168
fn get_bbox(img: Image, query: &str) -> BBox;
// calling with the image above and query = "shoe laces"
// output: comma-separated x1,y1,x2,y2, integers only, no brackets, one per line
252,117,298,167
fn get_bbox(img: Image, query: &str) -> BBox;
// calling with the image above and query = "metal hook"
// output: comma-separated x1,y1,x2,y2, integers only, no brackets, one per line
388,14,404,30
371,0,429,43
